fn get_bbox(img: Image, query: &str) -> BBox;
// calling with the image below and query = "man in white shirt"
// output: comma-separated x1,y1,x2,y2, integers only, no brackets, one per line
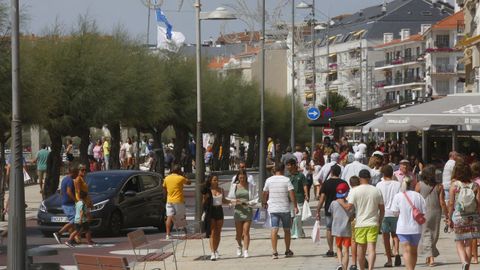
341,152,371,184
293,146,303,164
376,165,401,267
263,163,298,259
318,153,343,183
442,151,457,202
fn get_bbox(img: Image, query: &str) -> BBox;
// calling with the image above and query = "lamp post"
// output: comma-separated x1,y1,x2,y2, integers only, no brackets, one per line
290,0,296,151
8,0,26,268
194,1,235,225
297,1,316,151
259,0,266,197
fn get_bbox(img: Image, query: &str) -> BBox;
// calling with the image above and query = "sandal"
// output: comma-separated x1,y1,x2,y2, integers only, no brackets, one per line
272,252,278,259
384,263,392,267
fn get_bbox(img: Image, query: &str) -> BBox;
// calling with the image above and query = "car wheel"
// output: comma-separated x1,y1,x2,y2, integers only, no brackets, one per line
109,211,123,236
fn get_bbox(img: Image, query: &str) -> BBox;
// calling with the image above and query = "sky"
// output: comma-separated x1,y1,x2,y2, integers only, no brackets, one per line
22,0,454,44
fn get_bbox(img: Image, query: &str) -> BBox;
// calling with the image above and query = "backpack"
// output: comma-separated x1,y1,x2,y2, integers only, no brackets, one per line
456,182,477,214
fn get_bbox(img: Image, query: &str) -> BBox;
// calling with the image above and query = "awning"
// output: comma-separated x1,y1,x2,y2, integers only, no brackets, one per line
361,116,423,134
383,94,480,128
328,52,337,57
457,34,480,48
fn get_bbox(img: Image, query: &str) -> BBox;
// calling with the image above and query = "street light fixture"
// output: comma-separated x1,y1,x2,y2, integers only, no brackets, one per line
194,0,235,226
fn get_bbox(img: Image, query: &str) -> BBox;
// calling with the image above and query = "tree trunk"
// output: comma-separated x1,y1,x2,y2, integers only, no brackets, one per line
0,138,6,221
78,128,90,171
151,123,167,178
173,125,189,170
253,135,259,168
212,134,222,171
246,134,255,168
44,130,63,198
135,129,141,170
221,134,230,170
109,122,121,170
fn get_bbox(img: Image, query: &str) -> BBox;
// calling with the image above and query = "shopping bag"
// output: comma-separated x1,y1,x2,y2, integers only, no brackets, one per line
253,208,260,223
23,169,31,183
302,201,312,221
311,220,321,244
263,211,272,229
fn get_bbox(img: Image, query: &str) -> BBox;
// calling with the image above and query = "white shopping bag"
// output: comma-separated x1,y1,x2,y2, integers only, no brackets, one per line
311,220,321,244
23,169,31,183
263,211,272,229
302,201,312,221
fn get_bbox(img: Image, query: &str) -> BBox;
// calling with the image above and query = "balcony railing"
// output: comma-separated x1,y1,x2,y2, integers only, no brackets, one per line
434,64,455,73
375,76,424,88
374,55,423,68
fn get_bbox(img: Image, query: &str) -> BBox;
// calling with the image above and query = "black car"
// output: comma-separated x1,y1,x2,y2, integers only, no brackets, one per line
37,170,166,236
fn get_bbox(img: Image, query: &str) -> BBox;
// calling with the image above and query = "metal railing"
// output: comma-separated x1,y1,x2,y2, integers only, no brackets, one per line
374,55,421,67
434,64,455,73
375,76,423,87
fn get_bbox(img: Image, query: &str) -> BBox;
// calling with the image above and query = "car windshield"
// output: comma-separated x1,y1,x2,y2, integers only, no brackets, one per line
86,174,124,193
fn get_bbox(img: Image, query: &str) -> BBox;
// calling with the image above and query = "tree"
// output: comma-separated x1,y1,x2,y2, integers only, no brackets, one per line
320,92,350,112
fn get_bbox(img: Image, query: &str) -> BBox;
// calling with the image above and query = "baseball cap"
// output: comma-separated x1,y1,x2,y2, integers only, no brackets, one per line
372,151,384,157
330,152,340,161
336,182,350,198
400,159,410,164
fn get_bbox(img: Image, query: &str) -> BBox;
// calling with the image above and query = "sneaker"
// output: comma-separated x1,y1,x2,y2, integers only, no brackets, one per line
326,250,335,257
394,255,401,266
243,250,249,258
165,234,171,240
87,241,98,247
236,246,242,257
272,252,279,259
349,265,358,270
214,251,220,259
64,241,75,248
336,265,343,270
53,232,61,244
285,249,294,257
210,253,216,261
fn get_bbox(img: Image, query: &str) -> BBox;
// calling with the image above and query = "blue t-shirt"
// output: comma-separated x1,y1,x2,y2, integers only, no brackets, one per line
61,176,75,206
36,149,49,171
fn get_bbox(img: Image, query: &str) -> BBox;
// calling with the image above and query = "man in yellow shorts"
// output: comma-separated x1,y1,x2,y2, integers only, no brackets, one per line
336,170,384,270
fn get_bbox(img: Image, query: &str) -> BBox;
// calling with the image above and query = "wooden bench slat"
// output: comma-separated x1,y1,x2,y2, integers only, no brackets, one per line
74,253,129,270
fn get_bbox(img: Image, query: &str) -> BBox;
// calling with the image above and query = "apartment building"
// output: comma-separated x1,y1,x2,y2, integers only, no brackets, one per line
457,0,480,93
424,11,465,96
374,29,427,105
294,0,453,110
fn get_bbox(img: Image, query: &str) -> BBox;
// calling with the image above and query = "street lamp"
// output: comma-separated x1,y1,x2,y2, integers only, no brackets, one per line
194,1,235,226
297,0,317,151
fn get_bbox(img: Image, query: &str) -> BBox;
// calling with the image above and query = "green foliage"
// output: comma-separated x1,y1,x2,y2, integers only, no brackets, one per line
319,91,350,112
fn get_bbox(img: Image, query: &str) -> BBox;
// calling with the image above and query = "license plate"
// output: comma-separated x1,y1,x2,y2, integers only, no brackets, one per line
51,216,68,223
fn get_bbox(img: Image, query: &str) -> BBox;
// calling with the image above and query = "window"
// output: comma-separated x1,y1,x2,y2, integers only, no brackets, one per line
123,177,141,193
140,175,159,191
435,35,450,48
416,47,420,56
436,79,450,95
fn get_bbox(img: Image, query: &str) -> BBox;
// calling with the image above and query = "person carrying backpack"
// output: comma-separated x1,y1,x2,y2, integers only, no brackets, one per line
447,159,480,270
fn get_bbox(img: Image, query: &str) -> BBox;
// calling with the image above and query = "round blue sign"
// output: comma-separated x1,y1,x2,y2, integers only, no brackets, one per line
306,107,321,120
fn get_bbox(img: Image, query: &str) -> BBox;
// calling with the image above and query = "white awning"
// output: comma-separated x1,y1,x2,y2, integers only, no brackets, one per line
362,116,424,134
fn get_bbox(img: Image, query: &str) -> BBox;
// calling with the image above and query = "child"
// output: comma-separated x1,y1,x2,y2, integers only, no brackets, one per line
329,182,353,270
65,191,95,247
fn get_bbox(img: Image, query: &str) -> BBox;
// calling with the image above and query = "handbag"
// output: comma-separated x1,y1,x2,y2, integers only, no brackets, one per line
403,192,426,225
311,220,321,244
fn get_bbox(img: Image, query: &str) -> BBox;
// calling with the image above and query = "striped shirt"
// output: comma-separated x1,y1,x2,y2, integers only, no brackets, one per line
263,175,294,213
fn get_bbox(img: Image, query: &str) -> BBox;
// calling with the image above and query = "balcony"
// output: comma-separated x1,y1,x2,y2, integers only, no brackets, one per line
375,76,424,88
434,64,455,73
374,55,423,68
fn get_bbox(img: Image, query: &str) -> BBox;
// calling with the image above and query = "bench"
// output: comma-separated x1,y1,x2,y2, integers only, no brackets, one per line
74,253,130,270
172,222,206,259
127,230,177,270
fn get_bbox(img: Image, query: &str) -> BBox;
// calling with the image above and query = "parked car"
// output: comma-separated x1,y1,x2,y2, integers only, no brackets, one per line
37,170,166,236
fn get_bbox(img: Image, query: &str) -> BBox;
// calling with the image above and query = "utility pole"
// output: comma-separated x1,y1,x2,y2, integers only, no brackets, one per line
8,0,27,268
310,0,316,151
290,0,296,150
359,41,363,110
325,21,330,109
259,0,266,196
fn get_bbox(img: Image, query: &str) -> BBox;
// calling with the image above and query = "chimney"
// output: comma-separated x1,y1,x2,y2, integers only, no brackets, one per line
400,28,410,41
420,24,431,34
384,33,394,44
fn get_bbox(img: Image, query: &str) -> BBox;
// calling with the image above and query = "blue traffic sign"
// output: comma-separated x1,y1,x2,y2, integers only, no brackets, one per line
307,107,321,120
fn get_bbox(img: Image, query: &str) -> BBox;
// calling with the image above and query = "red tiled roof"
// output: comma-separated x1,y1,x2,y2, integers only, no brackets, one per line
431,11,464,30
376,34,423,48
216,31,261,44
208,57,230,70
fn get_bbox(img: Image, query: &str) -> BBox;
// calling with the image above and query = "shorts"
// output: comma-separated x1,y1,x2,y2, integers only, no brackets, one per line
336,237,352,248
354,226,379,244
351,219,356,242
325,216,333,230
398,234,421,246
66,153,74,162
313,177,321,186
381,217,398,233
270,212,291,229
444,188,450,203
75,223,90,233
166,202,186,218
209,206,224,220
62,205,76,224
